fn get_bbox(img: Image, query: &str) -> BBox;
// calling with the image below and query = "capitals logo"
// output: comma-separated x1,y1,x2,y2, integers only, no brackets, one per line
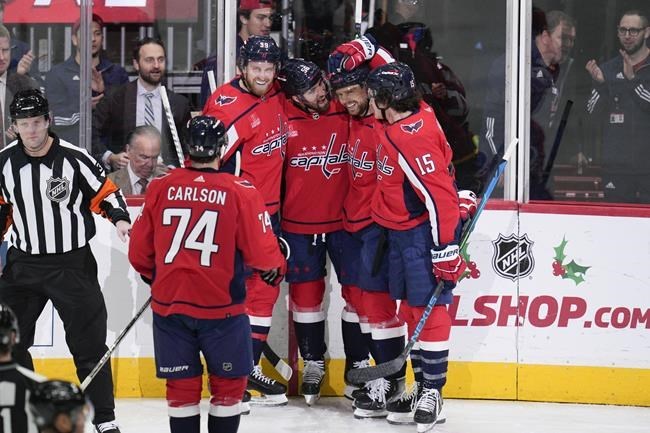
348,138,375,179
252,115,288,157
288,133,350,178
401,118,423,135
215,95,237,106
376,144,394,176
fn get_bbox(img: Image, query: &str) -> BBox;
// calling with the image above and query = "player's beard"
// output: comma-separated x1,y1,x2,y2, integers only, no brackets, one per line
242,72,273,97
348,99,369,117
303,95,330,114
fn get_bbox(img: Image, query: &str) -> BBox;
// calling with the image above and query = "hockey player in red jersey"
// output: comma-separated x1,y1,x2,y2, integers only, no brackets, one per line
277,58,374,405
128,116,286,433
366,62,465,433
328,65,412,420
202,35,289,404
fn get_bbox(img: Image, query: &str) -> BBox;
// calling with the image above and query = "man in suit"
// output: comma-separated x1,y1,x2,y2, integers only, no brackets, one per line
108,125,167,195
0,24,37,149
92,37,191,172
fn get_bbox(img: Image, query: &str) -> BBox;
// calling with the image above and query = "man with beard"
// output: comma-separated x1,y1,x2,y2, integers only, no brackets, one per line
92,37,191,171
202,35,289,407
586,10,650,204
277,59,371,405
45,14,128,145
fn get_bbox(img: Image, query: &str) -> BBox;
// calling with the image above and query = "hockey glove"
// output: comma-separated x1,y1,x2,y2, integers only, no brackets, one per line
458,190,477,222
329,35,378,72
260,265,285,286
431,244,466,285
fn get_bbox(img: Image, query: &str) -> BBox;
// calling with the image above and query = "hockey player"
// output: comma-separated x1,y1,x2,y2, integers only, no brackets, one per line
366,62,465,432
202,35,289,405
277,58,372,405
29,380,91,433
128,115,287,433
328,65,409,419
0,302,45,433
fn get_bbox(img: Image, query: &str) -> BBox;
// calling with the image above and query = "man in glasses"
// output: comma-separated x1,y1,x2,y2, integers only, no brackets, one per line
586,10,650,203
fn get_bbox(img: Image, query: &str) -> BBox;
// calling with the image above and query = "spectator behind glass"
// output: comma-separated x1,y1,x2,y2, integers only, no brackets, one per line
0,2,35,75
479,6,562,200
107,125,168,196
585,10,650,204
198,0,275,107
0,24,38,148
395,22,482,193
44,13,128,145
92,37,191,171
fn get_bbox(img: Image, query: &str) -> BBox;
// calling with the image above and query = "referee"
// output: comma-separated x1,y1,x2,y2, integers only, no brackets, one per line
0,89,131,433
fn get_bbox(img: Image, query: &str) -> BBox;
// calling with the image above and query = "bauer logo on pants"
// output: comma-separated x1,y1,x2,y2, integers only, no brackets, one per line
46,177,71,203
492,233,535,281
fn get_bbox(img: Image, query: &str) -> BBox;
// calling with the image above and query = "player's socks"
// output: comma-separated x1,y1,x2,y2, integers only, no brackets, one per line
169,415,199,433
208,414,240,433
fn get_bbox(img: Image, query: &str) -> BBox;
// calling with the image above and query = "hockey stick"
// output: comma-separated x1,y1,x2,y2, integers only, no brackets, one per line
542,100,573,188
160,86,185,168
81,296,152,392
347,140,517,384
262,342,293,381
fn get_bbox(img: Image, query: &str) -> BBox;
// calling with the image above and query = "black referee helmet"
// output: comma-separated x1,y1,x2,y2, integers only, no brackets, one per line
10,89,50,121
29,380,88,430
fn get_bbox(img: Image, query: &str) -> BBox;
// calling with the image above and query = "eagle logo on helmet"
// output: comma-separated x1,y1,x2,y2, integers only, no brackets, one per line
401,118,423,134
216,95,237,106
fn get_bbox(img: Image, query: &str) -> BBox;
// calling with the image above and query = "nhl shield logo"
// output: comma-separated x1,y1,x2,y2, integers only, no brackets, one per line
222,362,233,372
491,233,535,281
46,177,71,203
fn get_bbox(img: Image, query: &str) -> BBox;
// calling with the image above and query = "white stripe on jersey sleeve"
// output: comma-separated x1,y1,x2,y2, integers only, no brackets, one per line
224,124,240,157
397,153,440,246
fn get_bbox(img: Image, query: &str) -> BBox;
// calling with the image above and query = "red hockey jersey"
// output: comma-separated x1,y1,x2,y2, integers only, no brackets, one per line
281,100,349,234
203,78,288,215
343,113,380,232
371,102,460,246
128,167,285,320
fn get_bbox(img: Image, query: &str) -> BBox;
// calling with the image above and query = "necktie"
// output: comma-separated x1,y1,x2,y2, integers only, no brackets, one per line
137,177,149,194
143,93,155,126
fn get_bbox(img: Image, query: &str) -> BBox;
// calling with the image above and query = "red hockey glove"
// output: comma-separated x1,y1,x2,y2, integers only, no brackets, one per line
458,190,477,222
431,244,466,285
330,35,378,72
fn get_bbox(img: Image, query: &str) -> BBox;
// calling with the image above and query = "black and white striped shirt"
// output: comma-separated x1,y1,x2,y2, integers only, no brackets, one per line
0,134,130,255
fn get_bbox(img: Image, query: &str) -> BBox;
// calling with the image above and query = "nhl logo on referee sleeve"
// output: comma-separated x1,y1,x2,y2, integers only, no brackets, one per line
491,233,535,281
46,177,71,202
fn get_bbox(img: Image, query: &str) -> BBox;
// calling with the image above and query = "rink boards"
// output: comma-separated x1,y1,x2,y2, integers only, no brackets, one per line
27,201,650,406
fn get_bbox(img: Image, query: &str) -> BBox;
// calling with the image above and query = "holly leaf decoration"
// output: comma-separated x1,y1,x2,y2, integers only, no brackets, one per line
459,242,471,282
553,237,568,263
562,260,590,285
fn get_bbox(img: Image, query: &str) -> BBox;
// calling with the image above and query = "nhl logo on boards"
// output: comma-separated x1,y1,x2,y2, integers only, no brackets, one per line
46,177,71,203
491,233,535,281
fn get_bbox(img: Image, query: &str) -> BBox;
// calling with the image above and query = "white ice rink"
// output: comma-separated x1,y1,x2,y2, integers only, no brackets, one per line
115,397,650,433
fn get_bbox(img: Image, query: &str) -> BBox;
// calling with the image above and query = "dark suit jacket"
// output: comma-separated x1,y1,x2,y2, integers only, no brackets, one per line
108,165,168,196
92,80,191,168
2,71,39,148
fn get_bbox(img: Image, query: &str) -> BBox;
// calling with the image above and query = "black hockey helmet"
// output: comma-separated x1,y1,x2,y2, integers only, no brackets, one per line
0,303,19,350
188,115,228,159
29,380,88,429
10,89,50,121
239,35,281,68
277,58,324,97
328,65,370,91
367,62,417,107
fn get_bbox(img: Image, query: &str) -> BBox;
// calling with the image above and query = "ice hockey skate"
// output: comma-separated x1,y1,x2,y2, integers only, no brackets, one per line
352,377,404,418
241,390,251,415
301,359,325,406
414,387,444,432
95,421,121,433
343,358,370,400
248,365,288,406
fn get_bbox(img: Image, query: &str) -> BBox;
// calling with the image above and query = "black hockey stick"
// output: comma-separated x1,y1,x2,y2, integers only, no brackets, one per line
346,141,517,384
81,296,152,391
542,100,573,187
262,342,293,381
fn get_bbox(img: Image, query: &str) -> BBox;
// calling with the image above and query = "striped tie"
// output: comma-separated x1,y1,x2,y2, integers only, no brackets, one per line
144,92,155,126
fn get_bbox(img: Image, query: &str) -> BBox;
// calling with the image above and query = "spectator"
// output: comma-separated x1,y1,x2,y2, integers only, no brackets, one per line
107,125,168,195
0,2,35,75
92,37,191,171
198,0,275,106
45,14,128,145
480,6,562,199
0,24,38,148
585,10,650,203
